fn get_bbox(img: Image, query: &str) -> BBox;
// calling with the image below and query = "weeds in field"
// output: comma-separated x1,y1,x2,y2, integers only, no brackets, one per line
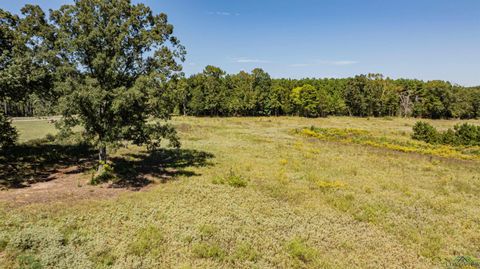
212,170,248,188
286,238,318,264
300,126,480,160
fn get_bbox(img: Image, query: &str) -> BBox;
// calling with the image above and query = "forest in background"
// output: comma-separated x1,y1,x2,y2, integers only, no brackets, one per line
5,65,480,119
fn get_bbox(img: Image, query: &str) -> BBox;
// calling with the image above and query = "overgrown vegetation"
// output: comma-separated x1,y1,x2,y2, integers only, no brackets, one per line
2,117,480,268
412,121,480,146
300,126,480,160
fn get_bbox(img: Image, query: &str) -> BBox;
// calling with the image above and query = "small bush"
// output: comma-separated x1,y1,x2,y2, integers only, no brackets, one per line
454,123,480,146
412,122,439,144
447,255,480,269
90,162,115,185
412,122,480,147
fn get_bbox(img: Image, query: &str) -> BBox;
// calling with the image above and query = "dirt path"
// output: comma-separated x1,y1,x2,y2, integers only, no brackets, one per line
0,166,137,207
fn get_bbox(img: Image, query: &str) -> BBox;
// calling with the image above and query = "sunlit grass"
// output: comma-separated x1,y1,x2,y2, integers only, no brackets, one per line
1,116,480,268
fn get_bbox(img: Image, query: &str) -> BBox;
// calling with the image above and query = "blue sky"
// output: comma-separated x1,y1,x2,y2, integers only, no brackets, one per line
3,0,480,86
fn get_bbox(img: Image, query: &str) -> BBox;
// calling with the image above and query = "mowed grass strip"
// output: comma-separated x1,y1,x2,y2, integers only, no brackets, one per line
1,116,480,268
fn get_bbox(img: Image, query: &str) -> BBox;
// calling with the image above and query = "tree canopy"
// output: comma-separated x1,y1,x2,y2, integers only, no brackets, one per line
49,0,185,163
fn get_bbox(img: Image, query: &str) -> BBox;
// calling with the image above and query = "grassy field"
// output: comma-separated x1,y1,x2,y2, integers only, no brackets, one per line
2,116,480,268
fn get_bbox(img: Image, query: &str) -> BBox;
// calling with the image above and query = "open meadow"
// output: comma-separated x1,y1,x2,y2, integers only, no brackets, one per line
1,116,480,268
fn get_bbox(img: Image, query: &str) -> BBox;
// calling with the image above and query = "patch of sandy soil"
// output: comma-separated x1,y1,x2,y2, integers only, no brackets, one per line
0,166,154,207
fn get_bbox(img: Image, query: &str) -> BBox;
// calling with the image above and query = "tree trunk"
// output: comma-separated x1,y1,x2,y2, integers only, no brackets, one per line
99,146,107,163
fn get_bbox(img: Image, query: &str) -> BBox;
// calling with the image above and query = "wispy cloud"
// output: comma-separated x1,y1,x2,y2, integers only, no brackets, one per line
319,60,358,66
290,60,358,67
233,57,270,63
208,11,240,16
290,63,312,67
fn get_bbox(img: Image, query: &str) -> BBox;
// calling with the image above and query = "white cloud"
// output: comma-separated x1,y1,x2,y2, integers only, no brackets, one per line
290,60,358,67
208,11,236,16
319,60,358,66
290,63,312,67
233,57,270,63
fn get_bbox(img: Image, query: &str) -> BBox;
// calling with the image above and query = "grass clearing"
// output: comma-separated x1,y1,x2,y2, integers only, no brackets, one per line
1,116,480,268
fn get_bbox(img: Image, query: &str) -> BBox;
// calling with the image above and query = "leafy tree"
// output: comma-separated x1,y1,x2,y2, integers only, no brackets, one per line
291,84,325,117
189,66,227,116
251,68,272,115
0,113,17,149
0,6,55,146
265,84,287,116
344,75,368,116
417,81,453,118
50,0,185,169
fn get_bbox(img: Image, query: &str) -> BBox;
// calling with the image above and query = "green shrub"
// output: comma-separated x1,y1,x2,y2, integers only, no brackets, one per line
454,123,480,146
412,122,480,147
447,255,480,268
90,162,115,185
440,128,457,145
412,121,439,144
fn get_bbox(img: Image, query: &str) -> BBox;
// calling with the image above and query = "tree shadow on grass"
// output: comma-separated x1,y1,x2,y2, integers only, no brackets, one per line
109,149,215,189
0,142,96,189
0,142,214,190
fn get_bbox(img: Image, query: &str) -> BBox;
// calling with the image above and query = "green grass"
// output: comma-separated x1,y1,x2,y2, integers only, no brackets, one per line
2,116,480,268
12,117,58,142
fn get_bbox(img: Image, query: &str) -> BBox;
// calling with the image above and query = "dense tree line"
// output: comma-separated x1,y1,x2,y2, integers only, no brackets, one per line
168,66,480,119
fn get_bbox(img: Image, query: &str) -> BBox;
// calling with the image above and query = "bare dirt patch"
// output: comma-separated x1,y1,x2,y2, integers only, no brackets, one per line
0,166,149,207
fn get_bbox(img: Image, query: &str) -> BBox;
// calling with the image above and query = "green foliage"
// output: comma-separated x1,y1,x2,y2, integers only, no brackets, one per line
47,0,185,162
412,121,440,144
412,121,480,146
453,123,480,146
0,113,17,149
302,126,480,160
447,256,480,269
173,69,480,119
90,162,115,185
